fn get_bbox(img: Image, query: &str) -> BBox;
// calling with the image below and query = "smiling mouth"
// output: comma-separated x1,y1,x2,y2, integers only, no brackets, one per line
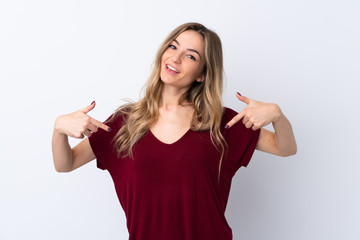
166,64,180,73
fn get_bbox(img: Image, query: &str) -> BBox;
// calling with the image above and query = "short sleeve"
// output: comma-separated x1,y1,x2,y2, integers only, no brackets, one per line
88,114,120,171
223,107,260,173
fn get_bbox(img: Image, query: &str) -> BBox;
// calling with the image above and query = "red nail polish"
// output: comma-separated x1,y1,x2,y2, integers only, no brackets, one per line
91,101,95,105
237,92,241,96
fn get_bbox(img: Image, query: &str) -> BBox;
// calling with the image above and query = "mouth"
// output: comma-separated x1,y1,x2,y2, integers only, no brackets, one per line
165,64,180,74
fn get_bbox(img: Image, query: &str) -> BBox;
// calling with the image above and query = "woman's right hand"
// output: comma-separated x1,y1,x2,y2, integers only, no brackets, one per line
54,101,111,139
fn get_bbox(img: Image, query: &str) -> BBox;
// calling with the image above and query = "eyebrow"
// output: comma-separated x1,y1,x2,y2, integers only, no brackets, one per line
173,39,202,59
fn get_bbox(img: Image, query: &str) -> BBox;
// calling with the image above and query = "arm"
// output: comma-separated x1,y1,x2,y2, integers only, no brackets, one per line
256,110,297,156
52,101,111,172
52,132,95,172
225,93,297,157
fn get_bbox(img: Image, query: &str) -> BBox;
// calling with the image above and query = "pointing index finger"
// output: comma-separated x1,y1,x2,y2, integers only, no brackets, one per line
225,109,246,129
90,118,112,132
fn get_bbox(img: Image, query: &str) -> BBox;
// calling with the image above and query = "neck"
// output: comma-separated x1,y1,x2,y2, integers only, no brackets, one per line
160,84,190,110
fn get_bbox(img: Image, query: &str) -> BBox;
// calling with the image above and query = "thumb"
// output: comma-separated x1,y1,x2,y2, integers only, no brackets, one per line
82,101,96,114
236,92,250,104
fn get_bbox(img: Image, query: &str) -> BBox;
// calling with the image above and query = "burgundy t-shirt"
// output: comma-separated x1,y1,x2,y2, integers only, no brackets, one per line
89,107,260,240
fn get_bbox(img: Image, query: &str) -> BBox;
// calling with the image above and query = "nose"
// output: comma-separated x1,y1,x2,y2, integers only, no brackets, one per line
171,52,182,64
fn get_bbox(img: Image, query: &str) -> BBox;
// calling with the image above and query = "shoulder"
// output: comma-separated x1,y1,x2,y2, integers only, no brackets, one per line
222,106,259,136
105,103,134,126
89,110,127,148
104,111,128,132
222,107,239,122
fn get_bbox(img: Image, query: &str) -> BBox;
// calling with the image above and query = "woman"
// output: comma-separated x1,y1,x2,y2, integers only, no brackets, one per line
52,22,296,240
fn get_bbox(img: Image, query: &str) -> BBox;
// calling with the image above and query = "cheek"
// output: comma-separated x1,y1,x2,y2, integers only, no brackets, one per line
161,50,171,61
187,64,203,78
160,56,167,72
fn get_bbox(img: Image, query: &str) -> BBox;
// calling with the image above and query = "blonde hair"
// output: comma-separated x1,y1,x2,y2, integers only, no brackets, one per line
110,22,226,183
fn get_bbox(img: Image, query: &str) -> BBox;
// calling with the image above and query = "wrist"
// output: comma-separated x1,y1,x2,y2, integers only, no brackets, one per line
54,115,66,135
272,104,283,123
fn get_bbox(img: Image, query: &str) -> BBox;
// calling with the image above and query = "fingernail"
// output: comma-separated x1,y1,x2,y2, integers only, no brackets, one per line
91,101,95,105
237,92,241,96
107,127,112,132
225,125,229,129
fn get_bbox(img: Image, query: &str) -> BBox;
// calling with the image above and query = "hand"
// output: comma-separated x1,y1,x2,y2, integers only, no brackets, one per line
225,93,283,131
54,101,111,138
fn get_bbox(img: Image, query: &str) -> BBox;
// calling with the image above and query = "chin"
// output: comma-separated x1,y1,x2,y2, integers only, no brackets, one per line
160,71,173,85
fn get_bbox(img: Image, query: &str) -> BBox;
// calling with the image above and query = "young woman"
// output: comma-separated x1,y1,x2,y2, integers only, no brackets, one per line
52,22,296,240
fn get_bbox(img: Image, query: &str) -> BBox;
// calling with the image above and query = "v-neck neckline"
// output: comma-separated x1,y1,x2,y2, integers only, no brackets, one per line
148,128,192,147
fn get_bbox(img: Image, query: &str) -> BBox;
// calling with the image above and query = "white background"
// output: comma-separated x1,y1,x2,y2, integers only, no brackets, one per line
1,0,359,239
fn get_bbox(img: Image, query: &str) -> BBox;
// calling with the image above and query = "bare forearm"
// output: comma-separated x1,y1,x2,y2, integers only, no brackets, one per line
52,128,74,172
272,112,297,156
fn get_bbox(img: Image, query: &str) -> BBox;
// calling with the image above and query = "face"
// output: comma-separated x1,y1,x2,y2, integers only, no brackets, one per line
160,30,205,90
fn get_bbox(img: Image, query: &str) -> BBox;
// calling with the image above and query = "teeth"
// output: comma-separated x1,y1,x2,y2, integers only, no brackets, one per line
167,64,179,73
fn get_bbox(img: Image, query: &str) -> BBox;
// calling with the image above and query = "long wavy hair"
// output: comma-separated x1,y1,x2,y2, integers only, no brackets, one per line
110,22,226,183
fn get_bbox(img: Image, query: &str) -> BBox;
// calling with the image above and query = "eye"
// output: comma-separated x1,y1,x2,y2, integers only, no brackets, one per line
187,55,196,61
169,44,176,50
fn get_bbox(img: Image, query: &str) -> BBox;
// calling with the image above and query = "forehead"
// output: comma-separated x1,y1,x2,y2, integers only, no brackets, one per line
174,30,204,53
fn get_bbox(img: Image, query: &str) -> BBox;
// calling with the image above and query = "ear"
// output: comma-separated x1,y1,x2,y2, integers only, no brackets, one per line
196,72,205,83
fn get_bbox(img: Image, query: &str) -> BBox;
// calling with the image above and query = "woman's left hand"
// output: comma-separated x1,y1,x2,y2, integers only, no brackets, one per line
225,92,283,130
